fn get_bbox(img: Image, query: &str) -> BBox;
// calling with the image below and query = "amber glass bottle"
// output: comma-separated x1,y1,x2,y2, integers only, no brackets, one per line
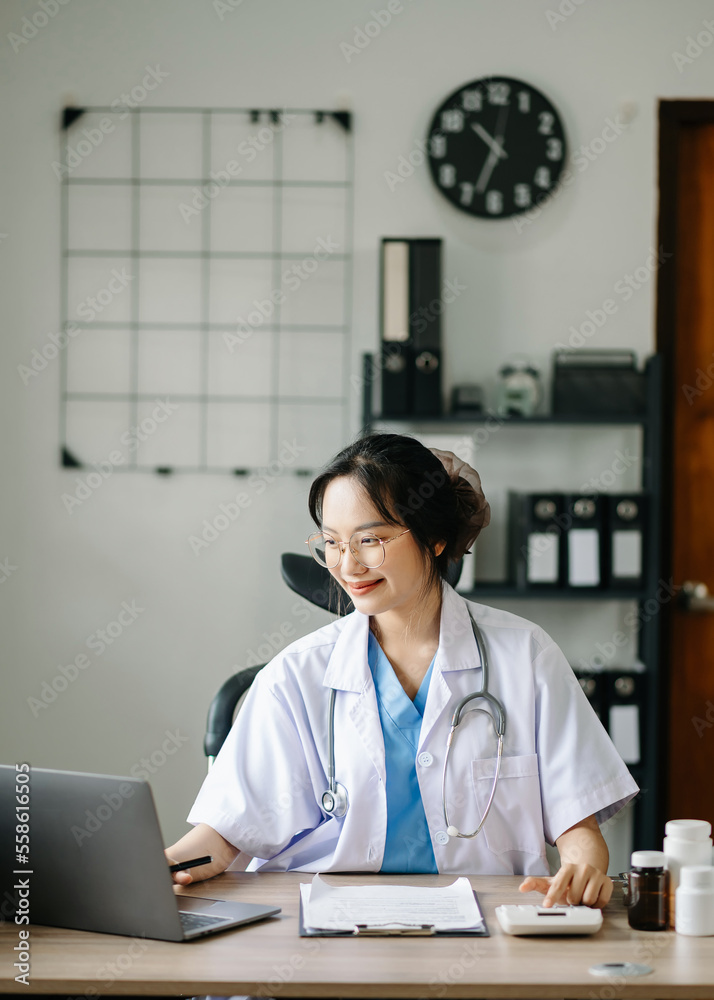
625,850,670,931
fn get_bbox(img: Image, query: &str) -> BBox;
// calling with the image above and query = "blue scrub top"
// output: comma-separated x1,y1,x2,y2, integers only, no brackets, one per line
367,631,438,873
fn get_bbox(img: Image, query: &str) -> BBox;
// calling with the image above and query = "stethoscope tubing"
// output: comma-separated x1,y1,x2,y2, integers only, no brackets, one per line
323,610,506,838
441,614,506,838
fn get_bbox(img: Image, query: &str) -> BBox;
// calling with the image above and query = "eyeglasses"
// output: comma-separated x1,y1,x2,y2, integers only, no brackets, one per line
306,529,411,569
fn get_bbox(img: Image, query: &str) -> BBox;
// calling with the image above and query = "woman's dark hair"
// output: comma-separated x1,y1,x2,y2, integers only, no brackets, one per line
309,433,475,597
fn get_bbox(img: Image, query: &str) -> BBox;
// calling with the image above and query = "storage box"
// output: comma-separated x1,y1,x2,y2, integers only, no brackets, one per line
551,350,646,416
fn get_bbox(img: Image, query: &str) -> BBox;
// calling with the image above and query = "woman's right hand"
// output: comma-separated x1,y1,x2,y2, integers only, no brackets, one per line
165,853,196,885
164,823,242,884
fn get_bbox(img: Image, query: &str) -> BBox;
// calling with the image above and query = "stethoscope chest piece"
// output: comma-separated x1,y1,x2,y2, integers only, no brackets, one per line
321,782,348,818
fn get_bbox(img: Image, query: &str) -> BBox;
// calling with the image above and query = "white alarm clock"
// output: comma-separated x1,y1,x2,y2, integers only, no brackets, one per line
496,358,542,417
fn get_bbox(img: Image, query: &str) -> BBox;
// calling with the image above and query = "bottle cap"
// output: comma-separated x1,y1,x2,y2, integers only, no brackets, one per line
631,850,666,868
679,866,714,890
664,819,712,841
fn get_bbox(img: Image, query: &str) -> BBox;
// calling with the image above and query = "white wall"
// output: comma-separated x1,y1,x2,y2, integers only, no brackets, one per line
1,0,712,854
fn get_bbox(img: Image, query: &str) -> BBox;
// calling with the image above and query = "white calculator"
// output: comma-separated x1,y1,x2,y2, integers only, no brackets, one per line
495,904,603,936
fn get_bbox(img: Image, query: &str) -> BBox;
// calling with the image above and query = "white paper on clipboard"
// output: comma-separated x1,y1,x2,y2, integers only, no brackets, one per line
300,874,484,933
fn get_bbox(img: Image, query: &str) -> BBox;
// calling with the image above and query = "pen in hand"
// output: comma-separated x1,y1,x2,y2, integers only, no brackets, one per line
169,855,212,873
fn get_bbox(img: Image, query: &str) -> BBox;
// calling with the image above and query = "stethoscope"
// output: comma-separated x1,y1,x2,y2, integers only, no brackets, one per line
320,612,507,840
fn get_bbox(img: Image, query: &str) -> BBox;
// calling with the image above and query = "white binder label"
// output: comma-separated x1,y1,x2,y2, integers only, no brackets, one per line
382,241,410,342
568,529,600,587
527,533,559,583
612,530,642,578
609,704,640,764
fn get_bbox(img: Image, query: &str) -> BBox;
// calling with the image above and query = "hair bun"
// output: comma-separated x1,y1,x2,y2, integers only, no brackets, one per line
429,448,490,558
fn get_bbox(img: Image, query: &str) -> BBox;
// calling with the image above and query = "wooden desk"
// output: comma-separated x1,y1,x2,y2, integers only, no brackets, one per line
1,873,712,998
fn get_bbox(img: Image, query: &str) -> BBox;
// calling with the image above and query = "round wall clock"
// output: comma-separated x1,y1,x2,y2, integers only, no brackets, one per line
426,77,567,219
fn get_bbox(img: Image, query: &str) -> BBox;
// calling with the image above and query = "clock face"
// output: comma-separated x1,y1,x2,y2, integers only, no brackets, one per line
426,77,567,219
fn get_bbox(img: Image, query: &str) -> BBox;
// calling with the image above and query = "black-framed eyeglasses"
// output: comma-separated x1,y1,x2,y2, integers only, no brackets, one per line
306,529,411,569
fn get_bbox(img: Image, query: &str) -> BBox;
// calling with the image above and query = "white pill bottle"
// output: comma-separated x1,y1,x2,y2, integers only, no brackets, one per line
675,866,714,936
663,819,713,924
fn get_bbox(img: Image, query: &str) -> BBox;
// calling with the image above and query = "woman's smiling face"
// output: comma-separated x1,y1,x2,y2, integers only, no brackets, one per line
320,475,440,619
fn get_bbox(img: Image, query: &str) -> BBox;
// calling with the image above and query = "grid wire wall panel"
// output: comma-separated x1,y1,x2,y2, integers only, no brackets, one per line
59,106,353,474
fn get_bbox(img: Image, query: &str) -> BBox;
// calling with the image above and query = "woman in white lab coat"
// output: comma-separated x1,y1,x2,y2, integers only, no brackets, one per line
168,433,638,908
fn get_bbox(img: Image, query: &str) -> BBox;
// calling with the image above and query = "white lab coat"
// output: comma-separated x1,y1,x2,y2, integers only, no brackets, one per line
188,583,638,875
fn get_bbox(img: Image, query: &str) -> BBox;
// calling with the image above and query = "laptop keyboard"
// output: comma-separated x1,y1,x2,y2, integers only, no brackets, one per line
179,910,229,935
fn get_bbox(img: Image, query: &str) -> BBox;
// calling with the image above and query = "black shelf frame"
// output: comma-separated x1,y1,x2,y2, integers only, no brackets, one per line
362,352,664,849
462,585,648,602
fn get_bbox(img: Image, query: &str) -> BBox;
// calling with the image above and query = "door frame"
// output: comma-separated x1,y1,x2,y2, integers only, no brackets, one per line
655,99,714,825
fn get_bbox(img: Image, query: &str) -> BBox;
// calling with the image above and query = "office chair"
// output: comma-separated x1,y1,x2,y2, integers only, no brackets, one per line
203,553,463,765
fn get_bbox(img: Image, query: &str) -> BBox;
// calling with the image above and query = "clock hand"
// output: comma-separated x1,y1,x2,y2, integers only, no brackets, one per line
471,122,508,160
474,105,510,195
475,148,499,195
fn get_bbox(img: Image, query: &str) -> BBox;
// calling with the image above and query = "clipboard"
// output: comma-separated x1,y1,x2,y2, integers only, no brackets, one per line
298,891,490,937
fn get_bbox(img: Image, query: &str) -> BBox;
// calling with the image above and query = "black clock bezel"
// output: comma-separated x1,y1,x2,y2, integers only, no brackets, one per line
426,76,567,220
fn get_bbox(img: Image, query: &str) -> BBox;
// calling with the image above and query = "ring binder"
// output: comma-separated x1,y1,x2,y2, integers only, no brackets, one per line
606,495,647,590
379,238,443,417
606,671,644,765
564,494,606,588
508,492,566,588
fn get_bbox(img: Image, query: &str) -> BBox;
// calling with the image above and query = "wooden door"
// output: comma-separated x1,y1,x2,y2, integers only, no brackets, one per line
658,105,714,829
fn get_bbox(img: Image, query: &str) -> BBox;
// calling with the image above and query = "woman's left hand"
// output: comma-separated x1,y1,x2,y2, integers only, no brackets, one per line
518,864,613,909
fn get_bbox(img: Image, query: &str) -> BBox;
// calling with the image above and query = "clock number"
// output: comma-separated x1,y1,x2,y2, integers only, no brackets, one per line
514,183,531,208
517,90,531,113
439,164,457,188
487,82,510,106
462,89,483,112
538,111,555,135
485,190,503,214
431,134,447,158
546,137,563,161
534,166,551,189
441,109,464,133
459,182,474,206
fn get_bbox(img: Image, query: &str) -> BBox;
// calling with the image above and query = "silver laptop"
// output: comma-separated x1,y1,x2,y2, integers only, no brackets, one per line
0,765,280,941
